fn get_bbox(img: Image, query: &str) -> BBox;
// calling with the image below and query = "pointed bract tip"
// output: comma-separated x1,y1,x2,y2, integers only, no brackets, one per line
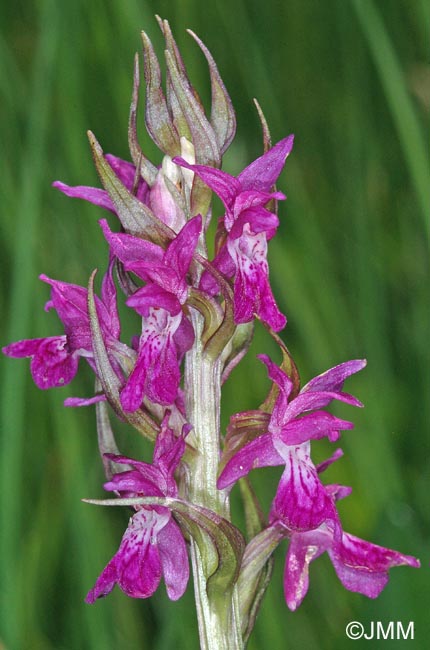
87,130,102,152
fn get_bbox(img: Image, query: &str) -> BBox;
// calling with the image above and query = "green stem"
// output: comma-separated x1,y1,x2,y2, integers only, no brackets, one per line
185,310,243,650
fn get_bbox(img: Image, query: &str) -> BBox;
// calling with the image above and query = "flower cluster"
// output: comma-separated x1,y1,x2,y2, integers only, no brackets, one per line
2,17,420,647
218,354,419,610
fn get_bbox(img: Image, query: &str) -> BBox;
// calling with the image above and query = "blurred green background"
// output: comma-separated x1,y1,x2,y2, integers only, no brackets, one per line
1,0,429,648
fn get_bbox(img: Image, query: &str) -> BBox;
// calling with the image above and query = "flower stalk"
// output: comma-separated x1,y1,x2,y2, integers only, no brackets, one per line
185,308,243,649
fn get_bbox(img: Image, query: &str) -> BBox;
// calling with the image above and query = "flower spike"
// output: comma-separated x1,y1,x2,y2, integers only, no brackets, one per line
3,18,421,647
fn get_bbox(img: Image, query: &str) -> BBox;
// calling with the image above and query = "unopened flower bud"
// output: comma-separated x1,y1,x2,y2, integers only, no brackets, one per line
149,166,186,232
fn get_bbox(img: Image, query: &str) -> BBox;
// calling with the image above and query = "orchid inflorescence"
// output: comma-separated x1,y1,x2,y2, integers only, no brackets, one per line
3,17,419,649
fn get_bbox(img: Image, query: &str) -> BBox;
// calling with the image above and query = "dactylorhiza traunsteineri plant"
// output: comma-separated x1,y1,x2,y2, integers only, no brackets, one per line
3,18,420,650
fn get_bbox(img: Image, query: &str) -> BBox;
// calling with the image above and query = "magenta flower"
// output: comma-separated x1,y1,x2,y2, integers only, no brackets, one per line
100,216,201,410
86,415,190,602
174,135,294,331
282,483,420,610
2,260,121,390
218,355,366,532
101,214,201,305
54,153,187,232
53,154,149,214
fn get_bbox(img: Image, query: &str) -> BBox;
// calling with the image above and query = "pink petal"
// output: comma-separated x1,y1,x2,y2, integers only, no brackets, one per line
316,448,344,474
64,394,107,407
39,275,90,349
116,515,163,598
228,230,286,331
173,315,195,356
163,215,202,284
303,359,367,394
99,219,163,267
233,189,285,217
54,156,149,219
29,336,79,389
217,434,284,490
40,274,114,352
329,532,420,599
279,411,354,445
325,484,353,501
152,417,187,483
157,518,189,600
258,354,293,427
283,389,362,422
126,286,182,318
199,245,236,296
238,135,294,192
230,206,280,240
284,526,332,611
270,444,336,531
104,466,165,497
86,509,165,602
85,557,117,603
120,310,182,410
136,268,184,301
3,337,52,358
173,157,241,211
101,258,120,339
53,182,115,212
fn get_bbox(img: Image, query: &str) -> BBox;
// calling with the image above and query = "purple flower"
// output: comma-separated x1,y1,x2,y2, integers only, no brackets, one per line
174,135,294,331
101,214,201,305
53,154,149,214
2,261,121,389
54,154,187,232
282,484,420,610
86,416,190,602
100,216,201,410
2,335,79,390
218,355,366,532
